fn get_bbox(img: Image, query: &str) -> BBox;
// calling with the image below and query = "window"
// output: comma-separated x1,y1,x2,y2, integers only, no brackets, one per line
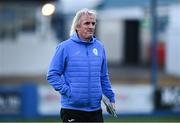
0,3,37,41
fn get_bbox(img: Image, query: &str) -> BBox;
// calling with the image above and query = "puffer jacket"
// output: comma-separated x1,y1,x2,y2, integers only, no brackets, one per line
47,33,115,111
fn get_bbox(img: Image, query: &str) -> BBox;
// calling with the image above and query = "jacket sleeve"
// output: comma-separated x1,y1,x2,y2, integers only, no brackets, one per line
101,48,115,103
47,44,70,96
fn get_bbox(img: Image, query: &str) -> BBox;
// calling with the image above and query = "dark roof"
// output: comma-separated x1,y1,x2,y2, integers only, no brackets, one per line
0,0,56,4
0,0,55,1
102,0,180,8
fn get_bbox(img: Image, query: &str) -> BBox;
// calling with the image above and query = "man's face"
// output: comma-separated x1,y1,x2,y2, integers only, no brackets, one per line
76,14,96,41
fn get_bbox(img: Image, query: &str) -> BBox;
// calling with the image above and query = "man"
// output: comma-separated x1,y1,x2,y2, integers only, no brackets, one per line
47,8,115,122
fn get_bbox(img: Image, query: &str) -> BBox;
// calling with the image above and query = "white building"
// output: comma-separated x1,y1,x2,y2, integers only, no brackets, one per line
0,0,180,83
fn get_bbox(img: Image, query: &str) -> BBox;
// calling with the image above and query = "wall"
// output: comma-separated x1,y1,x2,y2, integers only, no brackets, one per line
0,9,57,76
166,4,180,77
98,7,143,65
98,20,124,64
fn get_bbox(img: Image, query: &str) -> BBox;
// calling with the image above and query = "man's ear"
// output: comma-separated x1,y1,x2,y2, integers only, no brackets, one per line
75,30,78,33
75,25,80,33
76,24,80,30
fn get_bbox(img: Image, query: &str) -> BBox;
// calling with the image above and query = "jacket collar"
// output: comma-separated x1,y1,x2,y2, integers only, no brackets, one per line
70,33,96,44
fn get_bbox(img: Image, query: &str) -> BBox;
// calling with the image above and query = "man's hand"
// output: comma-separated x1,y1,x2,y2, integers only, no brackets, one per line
106,103,116,114
102,96,117,118
111,103,115,110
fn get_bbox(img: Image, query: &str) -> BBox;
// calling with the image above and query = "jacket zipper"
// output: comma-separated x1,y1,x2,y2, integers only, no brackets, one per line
86,44,91,107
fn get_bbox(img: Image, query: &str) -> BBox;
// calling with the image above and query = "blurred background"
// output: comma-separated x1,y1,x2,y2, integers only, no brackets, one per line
0,0,180,122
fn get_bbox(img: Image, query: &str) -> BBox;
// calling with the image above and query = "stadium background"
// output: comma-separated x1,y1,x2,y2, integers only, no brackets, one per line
0,0,180,122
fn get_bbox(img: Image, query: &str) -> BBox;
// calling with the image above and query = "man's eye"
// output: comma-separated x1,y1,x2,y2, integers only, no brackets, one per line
85,22,90,25
84,22,96,25
92,22,96,26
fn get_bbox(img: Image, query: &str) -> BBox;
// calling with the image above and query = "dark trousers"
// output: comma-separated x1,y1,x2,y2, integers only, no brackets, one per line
60,108,104,122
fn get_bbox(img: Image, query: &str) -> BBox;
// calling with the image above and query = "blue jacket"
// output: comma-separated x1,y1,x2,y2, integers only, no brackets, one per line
47,33,115,111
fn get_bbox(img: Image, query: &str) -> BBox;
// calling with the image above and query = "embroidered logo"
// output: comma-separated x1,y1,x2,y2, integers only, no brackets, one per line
68,119,75,122
93,48,98,56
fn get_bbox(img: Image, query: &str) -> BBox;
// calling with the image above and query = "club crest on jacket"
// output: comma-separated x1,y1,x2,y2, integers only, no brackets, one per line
93,48,98,56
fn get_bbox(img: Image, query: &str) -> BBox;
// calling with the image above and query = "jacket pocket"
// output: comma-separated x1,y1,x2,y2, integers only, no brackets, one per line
90,90,102,108
68,88,89,107
66,87,71,98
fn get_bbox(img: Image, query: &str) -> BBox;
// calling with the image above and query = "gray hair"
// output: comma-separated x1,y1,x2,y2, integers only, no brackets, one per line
69,8,96,36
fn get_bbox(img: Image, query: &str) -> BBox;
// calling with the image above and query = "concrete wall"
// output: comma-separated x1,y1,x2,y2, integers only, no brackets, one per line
98,20,124,64
98,7,143,65
166,4,180,77
0,11,57,76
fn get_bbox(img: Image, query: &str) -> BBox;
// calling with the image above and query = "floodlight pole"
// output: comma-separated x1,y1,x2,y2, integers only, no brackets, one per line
150,0,158,91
